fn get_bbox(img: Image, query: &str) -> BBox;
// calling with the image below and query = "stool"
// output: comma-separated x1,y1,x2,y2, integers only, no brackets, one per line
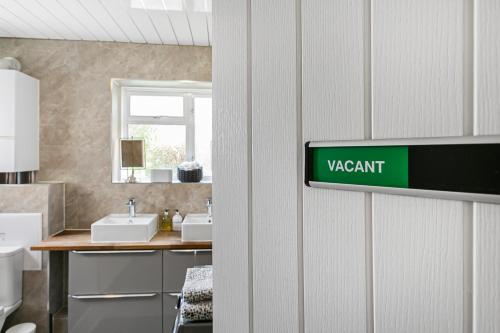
6,323,36,333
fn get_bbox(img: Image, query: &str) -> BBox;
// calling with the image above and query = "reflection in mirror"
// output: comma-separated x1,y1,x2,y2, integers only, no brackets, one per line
120,139,145,183
111,79,212,184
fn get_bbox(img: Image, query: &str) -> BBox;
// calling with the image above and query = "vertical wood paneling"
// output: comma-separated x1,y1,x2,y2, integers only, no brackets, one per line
474,0,500,134
473,203,500,333
251,0,300,332
303,188,367,333
474,3,500,329
302,0,367,332
372,1,465,332
373,195,463,333
372,0,464,138
212,0,250,332
302,0,365,141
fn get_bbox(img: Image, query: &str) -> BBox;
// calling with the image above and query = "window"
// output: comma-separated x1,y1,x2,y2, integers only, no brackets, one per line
111,80,212,183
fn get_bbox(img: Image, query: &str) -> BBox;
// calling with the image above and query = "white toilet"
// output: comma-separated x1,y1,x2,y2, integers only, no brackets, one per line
0,246,28,331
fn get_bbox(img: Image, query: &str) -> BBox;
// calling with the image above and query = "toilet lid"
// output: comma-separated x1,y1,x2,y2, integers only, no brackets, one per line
0,306,4,316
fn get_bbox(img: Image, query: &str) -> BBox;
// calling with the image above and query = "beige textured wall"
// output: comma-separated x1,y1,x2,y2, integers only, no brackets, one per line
0,38,212,228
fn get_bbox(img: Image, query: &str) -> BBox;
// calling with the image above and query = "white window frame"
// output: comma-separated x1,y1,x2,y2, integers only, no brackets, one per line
111,79,212,183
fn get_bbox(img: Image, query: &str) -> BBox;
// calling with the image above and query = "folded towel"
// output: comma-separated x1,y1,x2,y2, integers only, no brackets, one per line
181,300,213,322
182,266,213,303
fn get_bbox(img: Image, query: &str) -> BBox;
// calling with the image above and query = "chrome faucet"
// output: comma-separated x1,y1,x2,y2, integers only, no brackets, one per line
206,198,212,220
126,198,136,219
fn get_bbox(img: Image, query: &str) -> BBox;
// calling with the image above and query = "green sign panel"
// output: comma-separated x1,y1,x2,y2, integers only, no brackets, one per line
311,146,409,188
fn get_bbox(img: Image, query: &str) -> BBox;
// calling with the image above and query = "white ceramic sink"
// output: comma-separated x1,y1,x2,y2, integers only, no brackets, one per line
182,214,212,242
91,214,158,243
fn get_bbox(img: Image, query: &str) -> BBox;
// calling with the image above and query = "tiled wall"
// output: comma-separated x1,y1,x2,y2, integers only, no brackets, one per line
0,183,65,333
0,38,212,228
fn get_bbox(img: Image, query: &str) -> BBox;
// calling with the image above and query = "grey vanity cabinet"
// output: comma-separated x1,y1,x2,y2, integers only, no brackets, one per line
162,249,213,332
68,249,212,333
195,250,212,266
68,250,163,333
163,249,213,291
68,250,162,294
68,293,162,333
163,292,182,332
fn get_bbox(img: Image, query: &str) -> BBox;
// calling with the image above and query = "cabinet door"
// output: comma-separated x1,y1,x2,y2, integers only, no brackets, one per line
69,250,162,295
164,292,181,332
195,250,212,266
0,70,15,137
163,250,196,292
68,293,162,333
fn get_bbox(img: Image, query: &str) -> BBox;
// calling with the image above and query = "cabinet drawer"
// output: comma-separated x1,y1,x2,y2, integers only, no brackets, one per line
69,250,162,294
195,250,212,266
164,292,181,332
68,293,162,333
163,250,196,292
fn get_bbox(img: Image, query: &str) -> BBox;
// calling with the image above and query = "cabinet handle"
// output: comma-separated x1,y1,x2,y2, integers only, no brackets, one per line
167,293,182,310
69,293,158,300
71,250,157,254
168,250,197,253
168,249,211,254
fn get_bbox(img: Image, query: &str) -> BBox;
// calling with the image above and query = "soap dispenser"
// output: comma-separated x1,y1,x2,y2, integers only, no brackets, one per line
172,210,183,231
160,209,173,232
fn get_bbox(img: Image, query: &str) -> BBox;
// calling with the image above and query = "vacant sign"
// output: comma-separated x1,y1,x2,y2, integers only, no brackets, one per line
305,142,500,198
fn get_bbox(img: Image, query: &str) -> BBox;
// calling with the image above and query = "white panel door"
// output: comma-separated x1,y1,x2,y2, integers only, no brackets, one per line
373,195,463,333
473,203,500,333
474,0,500,134
303,188,367,333
372,0,464,138
372,1,465,332
212,0,251,332
473,2,500,331
302,0,367,332
251,0,300,332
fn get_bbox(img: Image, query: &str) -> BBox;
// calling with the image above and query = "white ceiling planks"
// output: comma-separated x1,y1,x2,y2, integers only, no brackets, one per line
0,0,211,46
147,9,179,45
167,11,194,45
128,7,163,44
15,0,81,40
0,2,44,39
187,11,209,46
78,0,130,42
38,0,98,40
58,0,114,42
100,0,146,43
206,12,212,45
0,0,63,39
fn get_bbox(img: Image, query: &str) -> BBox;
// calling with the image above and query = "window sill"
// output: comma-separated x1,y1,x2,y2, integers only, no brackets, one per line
113,176,212,185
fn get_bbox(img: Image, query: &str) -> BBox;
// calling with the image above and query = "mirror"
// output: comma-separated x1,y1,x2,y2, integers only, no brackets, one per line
111,79,212,183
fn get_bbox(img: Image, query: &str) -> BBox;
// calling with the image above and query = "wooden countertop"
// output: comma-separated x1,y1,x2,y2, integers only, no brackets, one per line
31,230,212,251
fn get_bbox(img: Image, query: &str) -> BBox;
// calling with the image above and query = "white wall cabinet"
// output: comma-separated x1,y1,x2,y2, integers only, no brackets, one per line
0,69,39,172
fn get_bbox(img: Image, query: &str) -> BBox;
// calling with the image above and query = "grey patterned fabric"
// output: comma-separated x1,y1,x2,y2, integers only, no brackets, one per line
182,266,213,303
181,266,213,322
181,300,213,322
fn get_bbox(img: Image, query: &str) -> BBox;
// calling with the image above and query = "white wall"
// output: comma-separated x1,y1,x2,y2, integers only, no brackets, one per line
213,0,500,332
